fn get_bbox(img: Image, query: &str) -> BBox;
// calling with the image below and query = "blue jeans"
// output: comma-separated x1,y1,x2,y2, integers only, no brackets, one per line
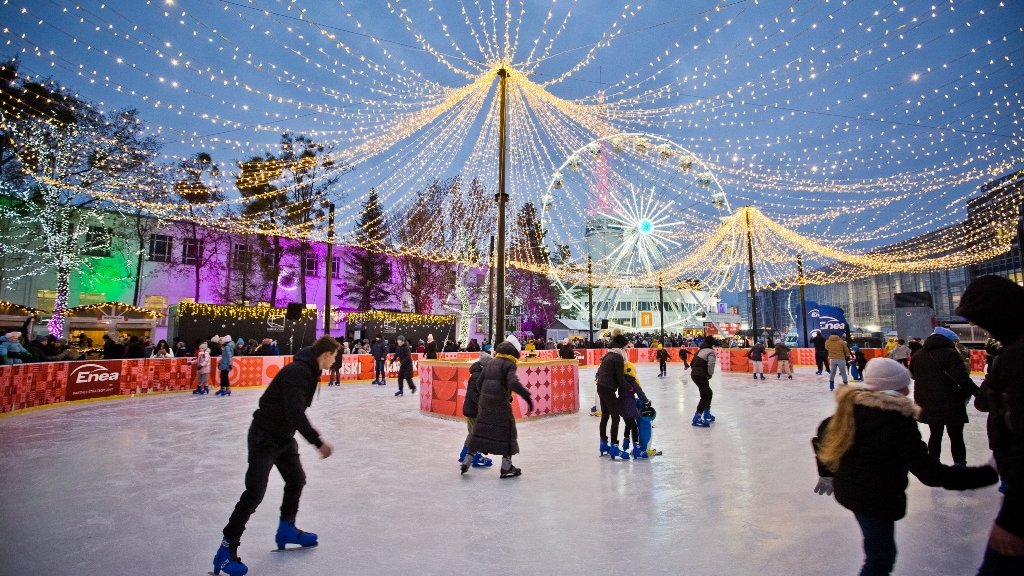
855,513,896,575
374,358,386,383
977,544,1024,575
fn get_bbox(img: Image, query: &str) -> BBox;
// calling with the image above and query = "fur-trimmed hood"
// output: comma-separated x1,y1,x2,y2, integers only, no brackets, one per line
838,385,920,418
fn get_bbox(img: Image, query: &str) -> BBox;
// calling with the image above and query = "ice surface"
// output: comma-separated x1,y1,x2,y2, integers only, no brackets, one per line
0,363,1001,575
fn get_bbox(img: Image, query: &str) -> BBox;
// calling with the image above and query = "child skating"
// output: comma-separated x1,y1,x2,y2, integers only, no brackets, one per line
690,335,718,427
656,344,669,377
747,339,766,380
457,345,494,471
190,341,211,395
620,360,652,459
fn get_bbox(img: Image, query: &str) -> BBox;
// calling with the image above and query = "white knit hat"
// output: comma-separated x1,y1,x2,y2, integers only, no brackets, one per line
861,357,912,392
221,334,232,344
504,334,522,352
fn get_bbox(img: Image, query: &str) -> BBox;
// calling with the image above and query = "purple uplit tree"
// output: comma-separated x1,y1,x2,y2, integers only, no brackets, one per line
507,202,560,339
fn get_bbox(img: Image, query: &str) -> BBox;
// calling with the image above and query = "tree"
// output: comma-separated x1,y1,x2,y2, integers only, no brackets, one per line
277,133,345,304
507,202,560,337
166,152,226,301
0,61,159,336
393,180,454,313
344,188,393,310
237,154,285,305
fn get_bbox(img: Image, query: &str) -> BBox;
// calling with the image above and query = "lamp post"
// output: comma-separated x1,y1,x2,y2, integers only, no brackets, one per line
588,256,594,345
323,202,336,336
798,253,808,347
745,207,759,343
487,235,495,344
493,68,509,345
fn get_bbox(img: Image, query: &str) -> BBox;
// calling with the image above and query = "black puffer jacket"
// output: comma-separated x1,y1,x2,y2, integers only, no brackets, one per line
911,334,977,425
251,347,324,448
468,342,533,456
462,352,491,418
814,388,996,521
596,349,628,393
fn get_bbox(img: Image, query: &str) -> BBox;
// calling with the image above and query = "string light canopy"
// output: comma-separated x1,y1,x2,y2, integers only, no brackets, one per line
0,0,1021,290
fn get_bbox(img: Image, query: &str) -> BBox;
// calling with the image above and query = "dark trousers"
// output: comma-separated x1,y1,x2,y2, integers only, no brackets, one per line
658,360,667,375
977,544,1024,575
681,357,690,368
597,386,621,443
815,352,828,373
854,513,896,575
928,422,967,465
397,367,414,392
374,359,386,383
623,417,638,444
223,426,306,543
692,374,713,413
220,369,230,389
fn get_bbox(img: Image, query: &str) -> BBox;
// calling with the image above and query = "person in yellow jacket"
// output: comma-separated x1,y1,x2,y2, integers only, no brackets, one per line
825,334,852,390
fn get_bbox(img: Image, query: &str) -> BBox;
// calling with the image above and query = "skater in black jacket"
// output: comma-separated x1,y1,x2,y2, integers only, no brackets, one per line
370,334,388,386
656,345,669,377
813,358,997,575
390,335,416,396
678,346,690,369
212,336,340,576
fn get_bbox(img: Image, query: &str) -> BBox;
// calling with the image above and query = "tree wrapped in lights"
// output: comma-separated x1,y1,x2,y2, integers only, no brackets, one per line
393,179,456,314
165,152,227,301
238,154,286,306
507,202,560,337
0,59,159,337
344,188,394,311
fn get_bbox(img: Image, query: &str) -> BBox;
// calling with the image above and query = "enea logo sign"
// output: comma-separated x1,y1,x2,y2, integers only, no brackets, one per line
66,362,123,401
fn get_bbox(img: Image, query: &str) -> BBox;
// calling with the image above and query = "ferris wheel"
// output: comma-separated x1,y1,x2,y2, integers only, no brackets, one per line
538,133,737,330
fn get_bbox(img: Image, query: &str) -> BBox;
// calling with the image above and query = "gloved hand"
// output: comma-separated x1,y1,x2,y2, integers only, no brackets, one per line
813,477,834,496
526,401,535,414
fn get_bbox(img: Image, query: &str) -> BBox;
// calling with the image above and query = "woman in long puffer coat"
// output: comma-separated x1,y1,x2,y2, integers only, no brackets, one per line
465,336,534,478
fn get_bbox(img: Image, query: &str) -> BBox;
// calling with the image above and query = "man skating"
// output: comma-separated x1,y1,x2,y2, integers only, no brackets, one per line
212,336,340,576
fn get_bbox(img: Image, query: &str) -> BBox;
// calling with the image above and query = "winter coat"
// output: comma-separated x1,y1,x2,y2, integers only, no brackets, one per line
824,335,850,361
370,339,388,361
25,341,48,363
468,342,533,456
747,343,766,361
656,348,669,362
690,345,717,378
424,341,438,359
558,343,576,360
596,348,628,394
888,344,911,361
619,364,650,419
391,343,413,377
123,342,146,359
771,343,791,361
208,341,222,357
102,340,123,359
250,347,324,448
678,348,691,360
811,334,827,354
462,352,492,419
911,334,977,425
218,341,235,371
0,339,28,364
814,387,996,521
191,349,211,374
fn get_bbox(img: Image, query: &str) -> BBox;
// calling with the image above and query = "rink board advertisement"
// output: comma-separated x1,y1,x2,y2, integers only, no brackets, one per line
0,348,989,414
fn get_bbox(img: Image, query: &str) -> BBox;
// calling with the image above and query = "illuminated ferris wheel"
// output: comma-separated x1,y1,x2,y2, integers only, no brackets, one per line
539,133,737,329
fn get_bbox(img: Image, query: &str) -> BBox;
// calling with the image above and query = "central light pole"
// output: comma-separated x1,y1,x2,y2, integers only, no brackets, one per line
493,68,509,345
745,207,759,344
587,256,594,345
323,202,336,336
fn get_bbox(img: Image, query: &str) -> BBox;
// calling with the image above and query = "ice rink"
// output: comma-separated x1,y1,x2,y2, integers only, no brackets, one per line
0,362,1001,576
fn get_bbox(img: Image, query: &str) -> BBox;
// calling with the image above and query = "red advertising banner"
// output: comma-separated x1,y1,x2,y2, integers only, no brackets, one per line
66,361,124,401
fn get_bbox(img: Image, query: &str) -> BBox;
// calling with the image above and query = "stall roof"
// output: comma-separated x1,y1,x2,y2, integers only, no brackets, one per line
0,300,47,316
549,318,592,331
63,302,164,319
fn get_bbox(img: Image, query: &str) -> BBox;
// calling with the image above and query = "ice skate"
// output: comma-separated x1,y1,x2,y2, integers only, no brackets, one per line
691,413,710,427
759,374,766,380
752,374,757,380
192,387,202,394
702,409,716,423
472,453,493,468
458,445,469,463
275,520,318,550
394,390,403,397
609,445,631,460
460,454,472,475
212,540,248,576
621,438,630,452
589,406,601,417
631,443,646,459
409,385,417,394
776,374,781,379
499,464,522,478
599,440,610,457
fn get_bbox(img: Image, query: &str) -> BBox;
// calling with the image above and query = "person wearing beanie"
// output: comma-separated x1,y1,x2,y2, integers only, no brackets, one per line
910,327,979,467
389,335,416,396
558,338,576,360
190,341,212,394
596,328,632,459
813,358,998,575
461,336,534,478
215,335,236,396
656,343,670,377
690,335,718,427
956,275,1024,571
424,333,437,360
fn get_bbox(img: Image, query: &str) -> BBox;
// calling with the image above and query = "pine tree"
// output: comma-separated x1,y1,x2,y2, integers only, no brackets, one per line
345,188,393,310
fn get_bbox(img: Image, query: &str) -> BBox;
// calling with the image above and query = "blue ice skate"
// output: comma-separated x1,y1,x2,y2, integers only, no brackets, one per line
213,540,248,576
609,444,630,460
275,520,318,550
621,438,630,452
599,439,610,457
471,453,493,468
631,442,647,459
702,409,716,422
458,444,469,463
691,412,710,427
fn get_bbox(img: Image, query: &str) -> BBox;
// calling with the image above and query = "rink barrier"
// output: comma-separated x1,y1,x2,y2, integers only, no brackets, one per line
0,348,987,415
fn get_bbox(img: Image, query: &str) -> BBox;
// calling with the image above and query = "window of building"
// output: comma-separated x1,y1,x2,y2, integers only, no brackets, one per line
231,243,253,270
181,238,204,265
143,295,168,315
148,234,173,262
84,226,112,257
36,289,56,312
303,252,318,277
78,292,106,306
331,255,341,279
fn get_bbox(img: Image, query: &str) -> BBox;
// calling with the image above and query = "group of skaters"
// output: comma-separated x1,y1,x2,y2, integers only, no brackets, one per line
207,274,1023,576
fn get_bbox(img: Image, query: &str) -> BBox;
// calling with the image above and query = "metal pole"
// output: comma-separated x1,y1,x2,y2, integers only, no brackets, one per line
798,254,809,347
488,235,495,344
324,202,335,336
588,256,594,345
494,68,509,345
745,207,759,343
659,278,665,343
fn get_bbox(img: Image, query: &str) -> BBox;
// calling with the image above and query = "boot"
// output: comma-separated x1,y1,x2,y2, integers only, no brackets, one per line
599,439,610,457
609,445,631,460
394,390,404,397
621,438,630,452
192,386,202,394
752,373,757,380
777,373,781,379
703,409,716,422
472,453,493,468
759,374,766,380
458,444,469,463
275,520,318,550
213,539,248,576
460,452,473,475
215,388,225,396
409,384,417,394
631,442,646,459
692,412,710,427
